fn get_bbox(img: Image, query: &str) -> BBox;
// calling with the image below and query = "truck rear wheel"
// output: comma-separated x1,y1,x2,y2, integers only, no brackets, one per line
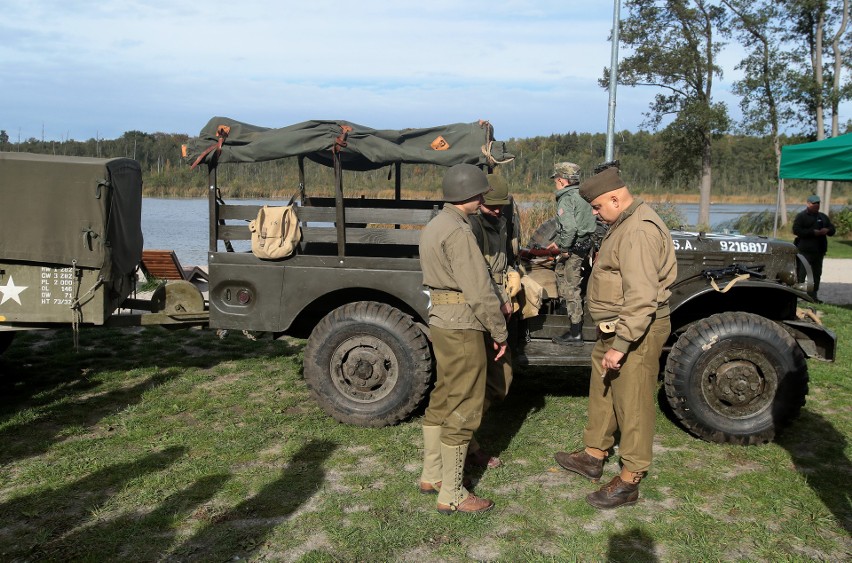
664,312,808,445
303,301,432,427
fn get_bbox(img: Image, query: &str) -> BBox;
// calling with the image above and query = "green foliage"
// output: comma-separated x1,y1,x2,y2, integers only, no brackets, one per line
831,206,852,237
650,201,688,230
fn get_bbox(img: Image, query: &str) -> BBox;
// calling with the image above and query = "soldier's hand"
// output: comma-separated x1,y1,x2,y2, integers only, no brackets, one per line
493,340,508,361
545,242,559,252
500,301,513,319
506,270,522,297
601,349,624,372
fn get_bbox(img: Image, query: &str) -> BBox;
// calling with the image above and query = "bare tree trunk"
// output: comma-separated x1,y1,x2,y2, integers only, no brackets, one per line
773,134,787,226
698,138,712,229
814,9,827,201
824,0,850,215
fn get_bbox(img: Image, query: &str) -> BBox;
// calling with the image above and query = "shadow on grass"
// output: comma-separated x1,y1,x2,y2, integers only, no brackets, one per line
0,327,304,466
473,365,590,476
776,410,852,535
607,527,658,562
0,446,187,560
167,439,337,561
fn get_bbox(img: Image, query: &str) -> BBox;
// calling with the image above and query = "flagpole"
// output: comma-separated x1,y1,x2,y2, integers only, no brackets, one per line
605,0,621,162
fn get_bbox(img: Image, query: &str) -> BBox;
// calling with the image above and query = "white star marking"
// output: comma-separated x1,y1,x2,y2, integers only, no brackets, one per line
0,276,28,305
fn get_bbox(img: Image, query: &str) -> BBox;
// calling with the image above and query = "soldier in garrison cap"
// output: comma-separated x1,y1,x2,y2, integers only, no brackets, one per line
792,194,835,302
546,162,596,345
466,173,521,471
418,163,508,515
554,166,677,510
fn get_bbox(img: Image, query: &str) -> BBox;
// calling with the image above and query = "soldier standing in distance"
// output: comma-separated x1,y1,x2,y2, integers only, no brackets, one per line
418,163,508,515
546,162,597,345
466,173,521,470
554,166,677,509
792,194,836,303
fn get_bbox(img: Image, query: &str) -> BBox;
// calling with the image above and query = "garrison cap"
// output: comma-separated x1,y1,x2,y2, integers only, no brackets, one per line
807,194,821,203
550,162,581,181
484,174,510,205
579,167,626,203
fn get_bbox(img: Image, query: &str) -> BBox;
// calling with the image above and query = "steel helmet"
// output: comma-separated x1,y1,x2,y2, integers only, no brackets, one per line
442,163,490,203
484,174,510,206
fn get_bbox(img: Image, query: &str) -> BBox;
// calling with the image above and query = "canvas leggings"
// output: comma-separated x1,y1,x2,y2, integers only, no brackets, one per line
423,326,488,446
583,315,671,474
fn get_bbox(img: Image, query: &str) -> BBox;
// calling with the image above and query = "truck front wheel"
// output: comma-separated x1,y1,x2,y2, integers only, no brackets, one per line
303,301,432,427
664,312,808,445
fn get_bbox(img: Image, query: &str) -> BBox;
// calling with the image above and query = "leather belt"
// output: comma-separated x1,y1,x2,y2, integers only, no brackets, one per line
431,290,466,305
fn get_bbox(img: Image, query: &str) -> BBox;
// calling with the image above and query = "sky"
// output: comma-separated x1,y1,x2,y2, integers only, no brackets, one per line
2,1,760,143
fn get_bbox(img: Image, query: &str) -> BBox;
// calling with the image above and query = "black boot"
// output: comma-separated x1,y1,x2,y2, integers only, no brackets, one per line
552,322,584,346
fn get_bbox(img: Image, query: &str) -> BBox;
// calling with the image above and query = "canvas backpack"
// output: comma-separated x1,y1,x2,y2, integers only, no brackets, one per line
248,205,301,260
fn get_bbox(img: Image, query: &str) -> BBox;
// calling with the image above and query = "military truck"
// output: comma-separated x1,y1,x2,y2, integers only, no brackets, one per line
177,117,836,446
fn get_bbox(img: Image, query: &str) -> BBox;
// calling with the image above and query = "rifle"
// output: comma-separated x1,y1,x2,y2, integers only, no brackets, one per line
702,264,766,280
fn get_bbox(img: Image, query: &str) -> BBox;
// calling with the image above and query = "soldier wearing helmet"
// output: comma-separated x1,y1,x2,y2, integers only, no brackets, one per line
466,173,521,471
418,163,508,515
546,162,596,345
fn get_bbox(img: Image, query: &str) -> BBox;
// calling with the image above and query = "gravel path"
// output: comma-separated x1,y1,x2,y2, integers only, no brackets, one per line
819,258,852,305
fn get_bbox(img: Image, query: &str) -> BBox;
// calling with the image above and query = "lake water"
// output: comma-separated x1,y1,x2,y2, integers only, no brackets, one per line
141,198,792,267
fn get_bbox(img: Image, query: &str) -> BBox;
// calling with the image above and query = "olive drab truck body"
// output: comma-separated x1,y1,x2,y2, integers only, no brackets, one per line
181,117,835,445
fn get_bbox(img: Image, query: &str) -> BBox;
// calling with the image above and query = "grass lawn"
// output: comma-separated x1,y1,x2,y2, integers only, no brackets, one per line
1,304,850,561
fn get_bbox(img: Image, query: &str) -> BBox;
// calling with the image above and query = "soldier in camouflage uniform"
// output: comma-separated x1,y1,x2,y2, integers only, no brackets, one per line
467,173,521,470
546,162,596,345
418,163,508,515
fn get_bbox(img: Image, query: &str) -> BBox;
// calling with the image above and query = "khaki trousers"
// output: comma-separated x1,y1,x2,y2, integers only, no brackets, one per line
484,334,513,412
423,326,488,446
583,315,670,473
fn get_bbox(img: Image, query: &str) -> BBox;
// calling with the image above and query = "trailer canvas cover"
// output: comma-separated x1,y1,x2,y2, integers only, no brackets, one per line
183,118,514,170
0,152,143,276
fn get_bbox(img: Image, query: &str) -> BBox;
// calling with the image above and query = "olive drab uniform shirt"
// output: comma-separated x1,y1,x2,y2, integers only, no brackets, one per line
555,185,596,251
468,211,517,306
420,205,508,343
586,198,677,355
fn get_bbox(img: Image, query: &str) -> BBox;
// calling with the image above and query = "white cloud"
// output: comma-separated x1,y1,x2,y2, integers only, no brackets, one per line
0,1,791,143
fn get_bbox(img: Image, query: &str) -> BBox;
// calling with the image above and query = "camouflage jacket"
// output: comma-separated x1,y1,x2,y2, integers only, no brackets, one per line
555,185,596,251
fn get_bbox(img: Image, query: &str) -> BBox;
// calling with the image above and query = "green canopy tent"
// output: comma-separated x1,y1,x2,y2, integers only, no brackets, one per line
779,133,852,181
774,134,852,235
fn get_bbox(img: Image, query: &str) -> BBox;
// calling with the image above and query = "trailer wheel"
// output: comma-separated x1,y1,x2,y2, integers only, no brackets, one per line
664,312,808,445
0,331,14,356
304,301,432,427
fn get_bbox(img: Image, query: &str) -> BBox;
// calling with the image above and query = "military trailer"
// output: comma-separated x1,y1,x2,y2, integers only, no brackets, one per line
0,152,207,356
181,117,836,446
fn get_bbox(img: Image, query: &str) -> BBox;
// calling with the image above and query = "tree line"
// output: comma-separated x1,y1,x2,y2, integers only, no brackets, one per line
1,127,849,207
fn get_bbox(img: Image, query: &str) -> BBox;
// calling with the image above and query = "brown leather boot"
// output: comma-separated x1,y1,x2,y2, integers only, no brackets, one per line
586,476,639,509
437,493,494,515
554,449,605,482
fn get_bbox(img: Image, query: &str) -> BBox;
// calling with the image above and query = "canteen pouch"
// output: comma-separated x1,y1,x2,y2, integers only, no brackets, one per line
248,205,301,260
